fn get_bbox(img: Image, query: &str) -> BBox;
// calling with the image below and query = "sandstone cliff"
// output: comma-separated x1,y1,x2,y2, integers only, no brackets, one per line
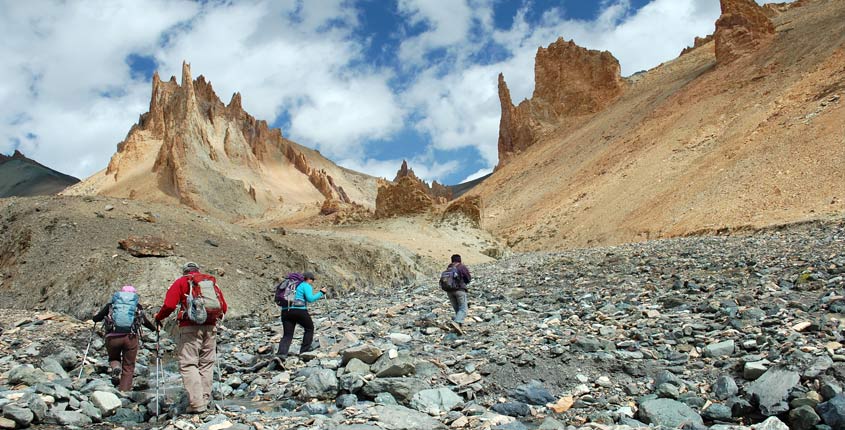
714,0,775,65
497,39,624,168
65,62,377,222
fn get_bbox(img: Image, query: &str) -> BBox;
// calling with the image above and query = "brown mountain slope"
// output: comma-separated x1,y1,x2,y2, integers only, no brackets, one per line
475,0,845,251
63,62,377,223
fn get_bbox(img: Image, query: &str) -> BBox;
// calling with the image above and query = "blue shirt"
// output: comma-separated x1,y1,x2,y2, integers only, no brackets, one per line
283,281,324,310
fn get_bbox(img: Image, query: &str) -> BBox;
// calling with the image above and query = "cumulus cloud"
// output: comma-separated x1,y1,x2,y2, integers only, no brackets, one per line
0,0,198,178
0,0,788,183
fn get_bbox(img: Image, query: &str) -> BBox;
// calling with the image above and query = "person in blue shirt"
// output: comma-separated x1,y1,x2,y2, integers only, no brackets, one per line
277,272,326,360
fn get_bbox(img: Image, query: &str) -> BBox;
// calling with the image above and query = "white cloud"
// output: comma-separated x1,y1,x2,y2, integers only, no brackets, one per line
2,0,779,183
0,0,198,178
461,167,493,183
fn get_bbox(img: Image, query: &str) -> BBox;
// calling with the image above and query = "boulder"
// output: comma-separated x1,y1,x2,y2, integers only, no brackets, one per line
362,378,431,403
118,236,174,257
2,404,34,427
746,367,800,416
703,340,735,357
409,388,463,416
303,369,338,400
638,398,704,428
342,344,383,365
8,365,48,386
492,402,530,417
90,391,121,416
371,405,447,430
789,405,820,430
756,416,789,430
510,380,555,406
713,375,738,400
371,351,415,378
52,410,92,427
817,393,845,429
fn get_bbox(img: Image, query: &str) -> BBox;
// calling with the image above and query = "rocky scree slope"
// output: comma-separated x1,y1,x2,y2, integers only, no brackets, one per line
0,219,843,429
0,195,435,321
476,0,845,251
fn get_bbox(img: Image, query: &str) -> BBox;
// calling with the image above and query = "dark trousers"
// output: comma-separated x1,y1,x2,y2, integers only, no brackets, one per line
106,334,139,391
277,309,314,356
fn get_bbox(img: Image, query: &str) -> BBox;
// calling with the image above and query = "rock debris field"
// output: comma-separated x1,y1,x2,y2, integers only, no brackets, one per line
0,219,844,430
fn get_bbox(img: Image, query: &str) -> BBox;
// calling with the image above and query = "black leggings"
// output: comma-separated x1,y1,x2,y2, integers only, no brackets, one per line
277,309,314,356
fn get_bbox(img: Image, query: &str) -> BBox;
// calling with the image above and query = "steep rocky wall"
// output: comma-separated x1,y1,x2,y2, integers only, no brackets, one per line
497,39,624,168
715,0,775,65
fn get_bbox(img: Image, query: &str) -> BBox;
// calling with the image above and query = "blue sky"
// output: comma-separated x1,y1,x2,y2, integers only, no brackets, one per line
0,0,776,185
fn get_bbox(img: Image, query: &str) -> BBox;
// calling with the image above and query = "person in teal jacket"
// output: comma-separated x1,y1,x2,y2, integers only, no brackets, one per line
277,272,326,360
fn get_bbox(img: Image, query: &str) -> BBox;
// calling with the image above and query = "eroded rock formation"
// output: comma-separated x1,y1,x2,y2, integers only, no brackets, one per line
392,160,452,202
680,34,715,56
374,176,434,219
75,61,361,221
714,0,775,65
442,195,482,227
497,39,624,168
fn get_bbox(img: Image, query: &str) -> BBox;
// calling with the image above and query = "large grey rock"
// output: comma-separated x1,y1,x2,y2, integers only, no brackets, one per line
743,360,770,380
701,403,732,421
703,340,735,358
756,416,789,430
23,392,48,423
40,357,68,379
713,375,738,400
2,404,34,427
818,393,845,429
78,400,102,422
371,352,415,378
303,369,338,400
7,365,48,386
90,391,121,416
107,408,146,424
789,405,820,430
371,405,447,429
362,378,431,403
491,402,530,417
746,367,800,416
49,350,79,371
52,410,93,427
342,344,383,365
510,380,555,405
638,398,704,428
345,358,372,375
409,387,462,415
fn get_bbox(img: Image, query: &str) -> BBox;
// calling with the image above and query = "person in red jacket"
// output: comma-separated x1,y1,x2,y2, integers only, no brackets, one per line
154,262,227,414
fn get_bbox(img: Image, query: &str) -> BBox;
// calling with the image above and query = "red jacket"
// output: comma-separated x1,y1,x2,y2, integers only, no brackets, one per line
154,272,228,327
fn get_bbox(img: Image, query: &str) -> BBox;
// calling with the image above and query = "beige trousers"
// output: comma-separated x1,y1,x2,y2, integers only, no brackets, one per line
176,325,216,411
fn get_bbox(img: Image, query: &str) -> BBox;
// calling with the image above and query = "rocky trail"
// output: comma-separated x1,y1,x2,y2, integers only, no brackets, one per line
1,218,844,430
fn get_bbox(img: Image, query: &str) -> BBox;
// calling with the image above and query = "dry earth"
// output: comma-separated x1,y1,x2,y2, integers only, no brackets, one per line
474,0,845,251
0,195,500,322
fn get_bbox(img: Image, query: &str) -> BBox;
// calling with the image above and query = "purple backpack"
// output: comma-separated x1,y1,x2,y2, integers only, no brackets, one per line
274,272,305,307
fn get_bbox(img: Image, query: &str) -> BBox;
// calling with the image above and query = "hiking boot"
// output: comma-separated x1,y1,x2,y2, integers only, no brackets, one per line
449,321,464,335
272,355,286,370
110,367,121,379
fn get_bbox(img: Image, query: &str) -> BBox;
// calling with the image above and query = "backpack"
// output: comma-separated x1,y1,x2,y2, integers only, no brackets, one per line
439,265,463,291
184,274,223,324
109,291,139,333
274,273,305,307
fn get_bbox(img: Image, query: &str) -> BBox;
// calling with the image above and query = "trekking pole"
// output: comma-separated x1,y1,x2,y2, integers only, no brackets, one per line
77,322,96,380
155,331,161,419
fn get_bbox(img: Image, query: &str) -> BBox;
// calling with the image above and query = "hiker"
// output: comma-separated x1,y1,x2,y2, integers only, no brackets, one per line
442,254,471,334
91,285,156,391
277,271,326,360
154,262,227,414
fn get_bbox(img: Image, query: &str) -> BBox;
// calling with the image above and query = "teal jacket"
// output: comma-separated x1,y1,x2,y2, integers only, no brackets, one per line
282,281,324,311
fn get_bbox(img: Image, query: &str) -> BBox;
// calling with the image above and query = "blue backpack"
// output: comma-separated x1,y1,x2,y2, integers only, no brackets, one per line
110,291,139,333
